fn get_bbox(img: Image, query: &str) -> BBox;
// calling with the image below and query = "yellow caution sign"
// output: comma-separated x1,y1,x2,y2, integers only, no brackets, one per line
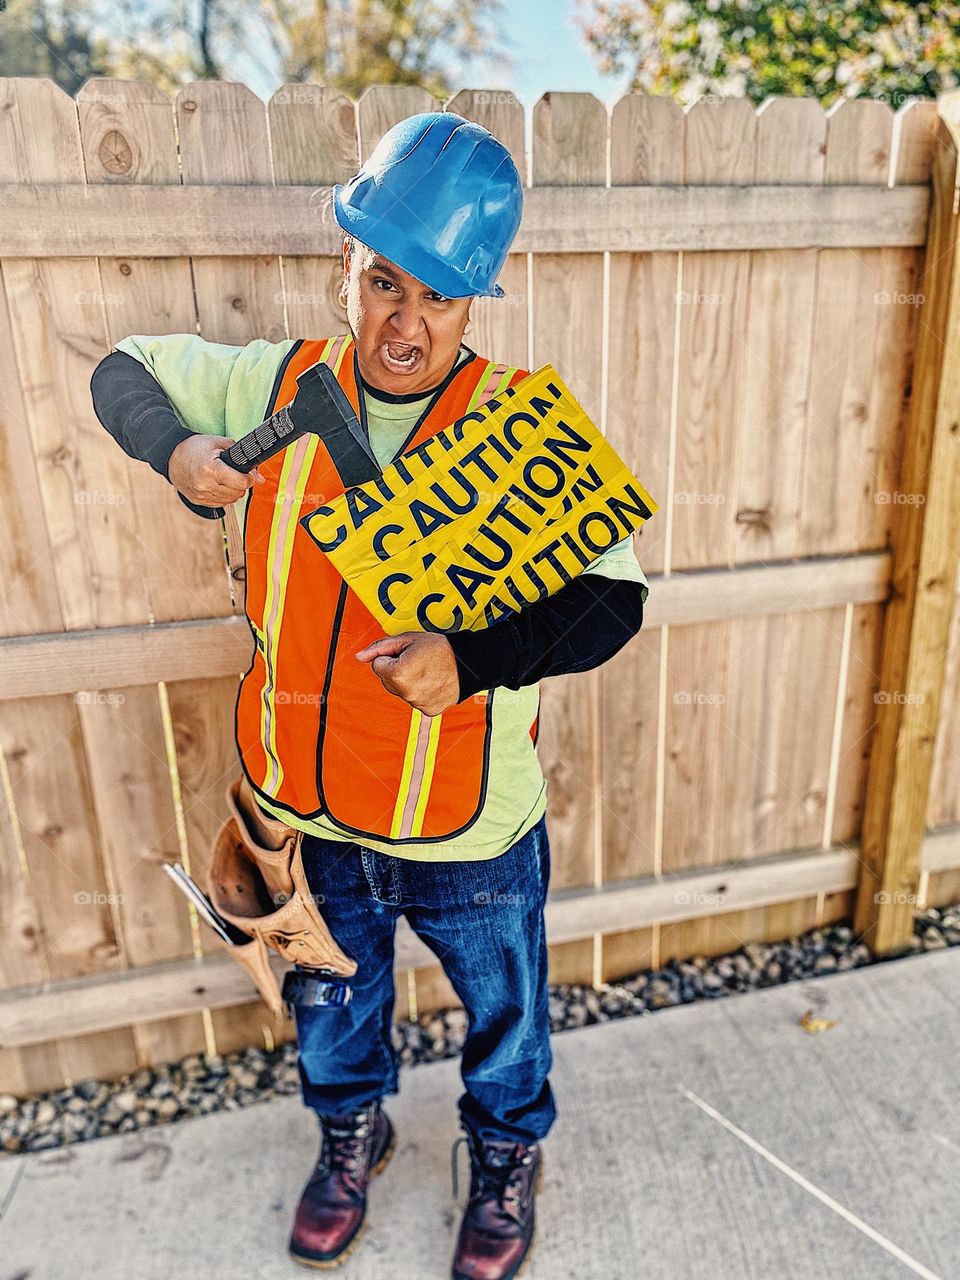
300,365,659,634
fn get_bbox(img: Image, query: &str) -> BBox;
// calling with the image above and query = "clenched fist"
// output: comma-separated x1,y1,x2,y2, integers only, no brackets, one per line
355,633,461,716
168,435,264,508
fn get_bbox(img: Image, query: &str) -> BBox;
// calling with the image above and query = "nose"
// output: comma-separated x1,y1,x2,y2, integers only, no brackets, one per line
389,298,426,343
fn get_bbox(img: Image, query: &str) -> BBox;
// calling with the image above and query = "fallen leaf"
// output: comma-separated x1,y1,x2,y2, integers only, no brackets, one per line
799,1008,836,1034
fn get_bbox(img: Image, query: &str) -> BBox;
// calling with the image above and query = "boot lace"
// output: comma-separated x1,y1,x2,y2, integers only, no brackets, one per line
319,1109,373,1179
451,1135,537,1221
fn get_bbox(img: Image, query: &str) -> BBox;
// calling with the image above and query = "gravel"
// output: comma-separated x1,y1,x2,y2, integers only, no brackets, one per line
2,902,957,1155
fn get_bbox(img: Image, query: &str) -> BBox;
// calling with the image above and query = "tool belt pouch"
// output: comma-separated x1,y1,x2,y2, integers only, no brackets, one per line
207,775,357,1019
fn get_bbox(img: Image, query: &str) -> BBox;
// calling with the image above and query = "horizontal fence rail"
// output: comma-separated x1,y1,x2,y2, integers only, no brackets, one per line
3,828,960,1050
0,183,931,257
0,845,866,1047
0,553,893,699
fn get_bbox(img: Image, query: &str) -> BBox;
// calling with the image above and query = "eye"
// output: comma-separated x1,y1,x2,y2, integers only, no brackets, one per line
427,292,449,303
373,277,398,292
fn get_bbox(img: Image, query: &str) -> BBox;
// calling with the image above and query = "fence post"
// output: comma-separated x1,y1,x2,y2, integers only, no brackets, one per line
853,91,960,954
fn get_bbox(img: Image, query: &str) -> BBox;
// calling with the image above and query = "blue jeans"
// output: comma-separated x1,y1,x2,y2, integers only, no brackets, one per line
294,815,556,1145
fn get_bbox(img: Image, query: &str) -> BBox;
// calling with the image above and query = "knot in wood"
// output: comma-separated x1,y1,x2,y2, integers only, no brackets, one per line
99,129,133,175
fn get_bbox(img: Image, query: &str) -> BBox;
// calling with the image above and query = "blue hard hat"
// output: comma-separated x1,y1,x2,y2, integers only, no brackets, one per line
332,112,523,299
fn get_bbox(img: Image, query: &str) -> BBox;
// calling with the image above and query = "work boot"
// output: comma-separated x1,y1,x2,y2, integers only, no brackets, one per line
289,1099,395,1269
450,1124,543,1280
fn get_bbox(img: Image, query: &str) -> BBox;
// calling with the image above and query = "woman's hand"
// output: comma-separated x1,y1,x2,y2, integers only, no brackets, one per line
168,435,264,507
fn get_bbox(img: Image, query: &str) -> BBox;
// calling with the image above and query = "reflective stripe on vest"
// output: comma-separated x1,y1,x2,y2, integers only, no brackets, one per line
234,335,532,843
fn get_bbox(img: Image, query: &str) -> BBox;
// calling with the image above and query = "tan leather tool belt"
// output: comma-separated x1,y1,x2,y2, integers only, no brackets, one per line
206,774,357,1019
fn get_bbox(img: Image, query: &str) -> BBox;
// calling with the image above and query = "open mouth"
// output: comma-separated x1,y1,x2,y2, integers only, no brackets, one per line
380,341,423,375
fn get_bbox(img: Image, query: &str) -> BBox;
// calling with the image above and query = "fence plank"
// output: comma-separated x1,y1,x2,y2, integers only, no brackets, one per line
0,257,55,1092
662,99,756,901
727,98,834,878
600,94,683,978
531,93,607,988
666,98,833,953
854,92,960,952
824,104,938,871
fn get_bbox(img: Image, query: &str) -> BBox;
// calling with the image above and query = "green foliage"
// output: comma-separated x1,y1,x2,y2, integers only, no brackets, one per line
575,0,960,106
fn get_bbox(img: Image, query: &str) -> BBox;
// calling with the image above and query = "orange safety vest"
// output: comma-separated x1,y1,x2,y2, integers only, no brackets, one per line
235,333,538,844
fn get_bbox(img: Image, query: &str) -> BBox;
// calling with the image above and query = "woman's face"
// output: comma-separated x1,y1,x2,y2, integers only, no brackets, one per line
341,237,473,394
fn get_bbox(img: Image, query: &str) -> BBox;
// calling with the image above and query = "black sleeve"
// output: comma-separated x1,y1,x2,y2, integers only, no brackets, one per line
447,574,645,702
89,350,225,521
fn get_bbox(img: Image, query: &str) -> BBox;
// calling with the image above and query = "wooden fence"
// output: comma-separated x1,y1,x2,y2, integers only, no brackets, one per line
2,76,960,1096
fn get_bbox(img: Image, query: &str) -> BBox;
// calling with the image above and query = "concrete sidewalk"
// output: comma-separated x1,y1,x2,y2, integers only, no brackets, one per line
2,949,959,1280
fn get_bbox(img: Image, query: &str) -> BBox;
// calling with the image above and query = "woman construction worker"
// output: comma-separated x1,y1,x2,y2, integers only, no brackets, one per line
90,112,649,1280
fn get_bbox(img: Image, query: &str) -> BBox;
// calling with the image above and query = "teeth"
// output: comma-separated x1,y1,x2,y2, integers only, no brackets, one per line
385,342,418,365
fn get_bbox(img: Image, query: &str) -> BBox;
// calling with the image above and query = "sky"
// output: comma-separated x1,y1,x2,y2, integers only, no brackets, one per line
460,0,632,109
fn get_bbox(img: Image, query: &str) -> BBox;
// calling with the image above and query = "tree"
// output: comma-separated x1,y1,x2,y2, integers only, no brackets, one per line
574,0,960,107
0,0,114,95
260,0,506,99
1,0,508,100
108,0,507,99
